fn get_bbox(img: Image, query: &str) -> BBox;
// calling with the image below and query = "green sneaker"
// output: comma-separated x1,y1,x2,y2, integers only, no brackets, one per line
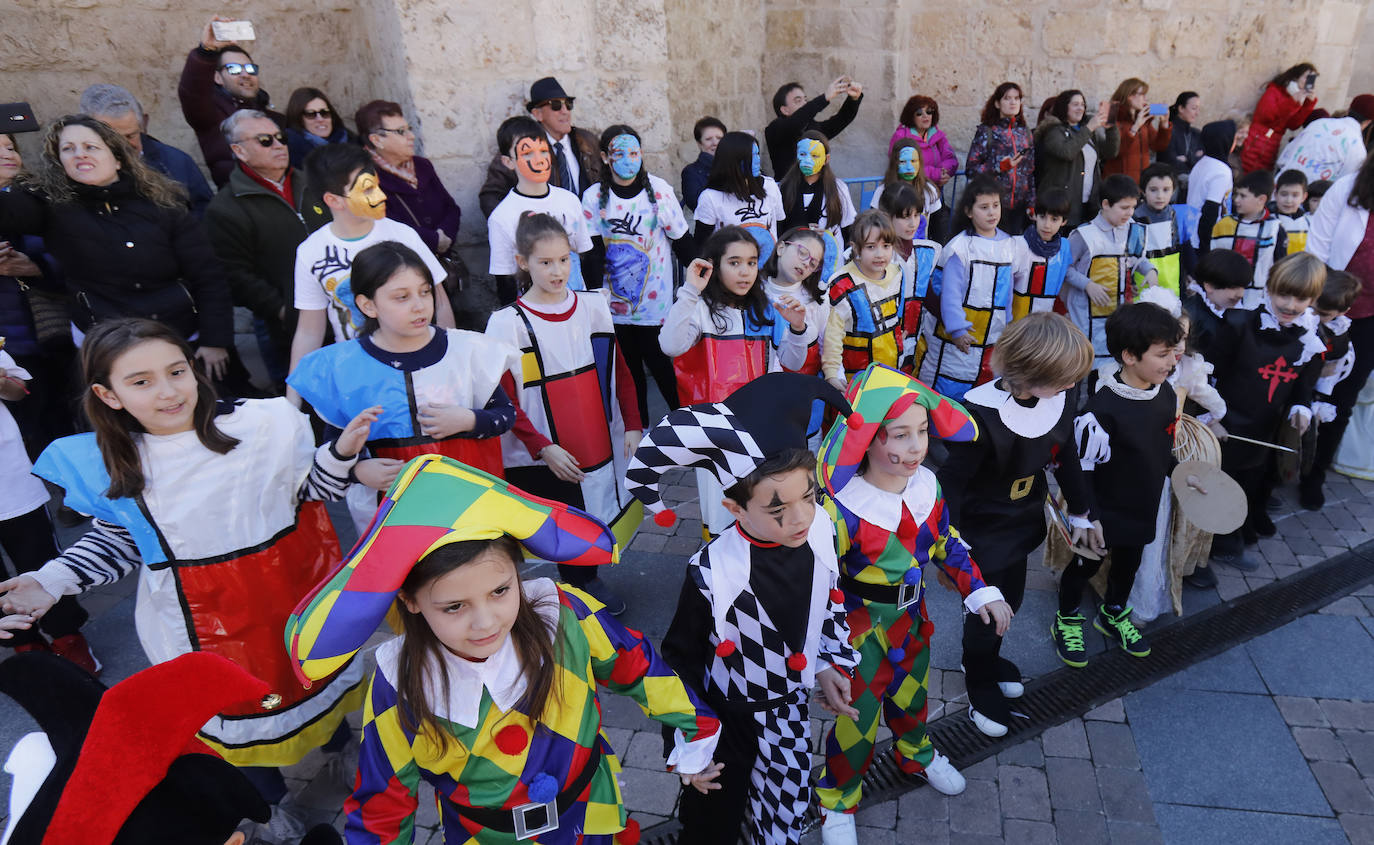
1052,612,1088,668
1094,605,1151,657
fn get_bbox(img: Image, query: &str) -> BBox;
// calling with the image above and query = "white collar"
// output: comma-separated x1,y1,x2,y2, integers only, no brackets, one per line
833,467,937,533
964,380,1064,439
1259,299,1325,365
1095,363,1161,401
376,578,560,728
1187,280,1228,319
1324,314,1352,335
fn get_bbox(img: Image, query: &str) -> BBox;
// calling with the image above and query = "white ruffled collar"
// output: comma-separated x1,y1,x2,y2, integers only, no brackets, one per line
833,467,937,533
963,380,1064,439
1095,363,1161,401
1258,299,1326,366
1187,280,1228,319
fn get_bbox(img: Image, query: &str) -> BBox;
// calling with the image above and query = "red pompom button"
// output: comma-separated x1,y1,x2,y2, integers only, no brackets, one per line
787,653,808,672
616,818,642,844
846,413,865,428
830,588,845,604
494,725,529,755
715,640,737,657
653,509,677,527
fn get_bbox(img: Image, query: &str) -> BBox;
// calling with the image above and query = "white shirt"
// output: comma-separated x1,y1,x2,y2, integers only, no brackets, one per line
0,352,48,521
1307,173,1372,272
1275,117,1370,184
488,186,594,281
1185,156,1233,211
293,218,445,344
694,178,786,236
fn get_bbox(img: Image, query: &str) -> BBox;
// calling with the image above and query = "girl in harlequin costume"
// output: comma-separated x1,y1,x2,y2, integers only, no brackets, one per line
823,210,905,391
919,176,1027,401
285,455,722,845
288,241,520,531
486,212,644,616
935,314,1097,737
813,364,1013,845
660,226,814,536
624,373,859,845
0,319,375,823
879,184,941,376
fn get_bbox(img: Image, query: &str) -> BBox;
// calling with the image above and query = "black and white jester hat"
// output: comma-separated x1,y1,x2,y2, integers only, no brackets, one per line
625,373,856,523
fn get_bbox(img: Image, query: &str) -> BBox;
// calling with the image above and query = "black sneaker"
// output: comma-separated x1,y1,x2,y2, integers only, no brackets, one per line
1094,605,1151,657
1265,493,1283,513
1299,482,1326,511
1251,511,1277,538
1184,566,1218,588
1211,551,1260,571
578,577,627,615
1052,612,1088,668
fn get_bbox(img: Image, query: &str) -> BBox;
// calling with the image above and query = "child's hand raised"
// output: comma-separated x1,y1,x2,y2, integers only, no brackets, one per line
418,403,477,439
336,405,383,458
977,599,1015,637
680,761,725,795
540,444,586,483
685,258,713,293
774,294,808,332
816,666,859,720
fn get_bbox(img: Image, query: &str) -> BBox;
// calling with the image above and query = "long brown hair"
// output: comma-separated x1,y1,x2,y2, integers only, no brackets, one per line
81,319,239,499
1110,78,1148,123
396,537,560,750
779,131,845,233
881,140,930,213
22,115,186,208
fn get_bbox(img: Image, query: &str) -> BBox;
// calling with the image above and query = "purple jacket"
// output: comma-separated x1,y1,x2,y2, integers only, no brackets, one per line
377,155,462,253
888,125,959,184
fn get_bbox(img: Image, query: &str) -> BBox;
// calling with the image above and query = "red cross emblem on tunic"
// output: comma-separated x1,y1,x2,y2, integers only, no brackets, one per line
1257,355,1298,402
1166,415,1178,438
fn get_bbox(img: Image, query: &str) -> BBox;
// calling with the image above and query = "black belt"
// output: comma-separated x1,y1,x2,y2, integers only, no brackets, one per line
451,743,602,837
838,573,920,609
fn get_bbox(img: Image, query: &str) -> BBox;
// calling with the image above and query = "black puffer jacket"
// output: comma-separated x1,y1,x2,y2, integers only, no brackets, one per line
0,174,234,348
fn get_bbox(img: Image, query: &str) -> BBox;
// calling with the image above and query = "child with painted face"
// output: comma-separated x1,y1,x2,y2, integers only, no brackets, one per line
289,240,519,533
779,131,857,247
488,116,594,305
1132,163,1196,295
286,455,722,845
1207,169,1288,309
823,210,905,392
288,145,453,401
660,226,813,536
486,212,644,615
938,314,1099,736
879,183,943,375
1182,247,1250,358
917,176,1028,401
626,373,858,845
1272,168,1311,256
581,125,689,424
814,365,1012,844
694,131,786,263
0,318,379,830
869,140,943,230
1053,303,1186,667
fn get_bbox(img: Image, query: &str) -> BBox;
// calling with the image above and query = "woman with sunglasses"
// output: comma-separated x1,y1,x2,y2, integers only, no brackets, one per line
0,116,237,389
283,87,356,170
356,99,463,267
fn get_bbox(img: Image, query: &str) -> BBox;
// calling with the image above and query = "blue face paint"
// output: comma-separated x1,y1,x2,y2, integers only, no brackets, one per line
897,147,917,179
750,145,762,178
608,134,642,181
797,139,826,176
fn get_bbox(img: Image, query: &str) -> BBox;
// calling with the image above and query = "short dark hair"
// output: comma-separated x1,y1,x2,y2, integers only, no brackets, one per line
497,115,545,158
1139,162,1176,190
879,181,926,221
1276,168,1309,191
1317,268,1362,313
355,99,405,149
1308,179,1333,199
772,82,804,117
218,45,254,65
305,143,373,198
1034,187,1071,219
1236,169,1275,199
1106,302,1183,363
693,116,726,143
1099,174,1140,207
1194,249,1251,291
286,87,342,134
723,447,815,507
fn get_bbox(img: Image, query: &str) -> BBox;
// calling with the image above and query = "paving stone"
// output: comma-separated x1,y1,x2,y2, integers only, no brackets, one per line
661,536,703,556
1276,696,1331,727
1292,726,1349,762
961,756,997,780
1340,814,1374,845
926,667,943,700
1003,818,1057,845
1270,563,1302,580
895,806,952,843
997,738,1045,768
638,516,676,535
1324,508,1363,531
942,670,966,701
1258,538,1298,565
1042,718,1092,758
897,784,949,821
1085,698,1125,722
1297,554,1326,568
620,729,666,770
852,827,898,844
1085,721,1141,769
1309,760,1374,814
854,798,896,828
1095,766,1156,823
1214,573,1251,600
1248,617,1374,700
1319,595,1369,615
998,764,1051,821
948,777,1001,835
629,532,667,553
602,727,632,755
615,767,680,816
1157,647,1267,694
1340,729,1374,777
1053,808,1109,844
1107,820,1166,845
1297,510,1335,530
1320,699,1374,731
1046,756,1102,811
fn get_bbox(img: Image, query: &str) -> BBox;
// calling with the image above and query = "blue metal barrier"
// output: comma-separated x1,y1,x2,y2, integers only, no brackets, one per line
845,171,968,212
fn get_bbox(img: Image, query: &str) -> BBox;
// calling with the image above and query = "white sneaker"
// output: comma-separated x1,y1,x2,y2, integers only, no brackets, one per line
251,801,307,844
998,680,1025,699
917,751,966,796
820,810,858,845
970,706,1009,737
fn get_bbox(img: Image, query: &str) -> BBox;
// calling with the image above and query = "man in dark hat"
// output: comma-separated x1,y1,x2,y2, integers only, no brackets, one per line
479,76,604,217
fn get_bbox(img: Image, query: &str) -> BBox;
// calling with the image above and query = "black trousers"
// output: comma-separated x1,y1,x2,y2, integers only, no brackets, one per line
9,346,78,461
615,323,679,425
1306,315,1374,489
1059,544,1145,613
674,702,756,845
0,504,87,646
962,559,1026,684
503,465,596,586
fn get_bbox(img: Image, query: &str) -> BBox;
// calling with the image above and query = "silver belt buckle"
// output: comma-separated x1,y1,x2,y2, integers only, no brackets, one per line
896,581,918,610
513,798,559,839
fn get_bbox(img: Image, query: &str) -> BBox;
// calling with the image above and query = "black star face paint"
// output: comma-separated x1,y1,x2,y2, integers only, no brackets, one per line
767,490,786,526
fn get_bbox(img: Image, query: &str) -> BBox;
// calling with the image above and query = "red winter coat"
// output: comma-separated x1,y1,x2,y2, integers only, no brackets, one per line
1241,83,1318,173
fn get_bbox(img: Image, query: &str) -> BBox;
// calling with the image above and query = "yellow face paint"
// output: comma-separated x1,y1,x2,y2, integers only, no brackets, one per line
797,139,827,176
344,171,387,220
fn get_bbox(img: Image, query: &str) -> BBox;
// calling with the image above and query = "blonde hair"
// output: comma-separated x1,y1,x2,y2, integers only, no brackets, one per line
991,313,1093,393
1267,252,1325,301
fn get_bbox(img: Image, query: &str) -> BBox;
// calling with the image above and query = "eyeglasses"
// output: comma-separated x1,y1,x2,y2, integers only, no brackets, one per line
373,126,413,137
302,108,332,120
786,241,820,271
237,132,286,148
220,62,259,76
538,99,575,112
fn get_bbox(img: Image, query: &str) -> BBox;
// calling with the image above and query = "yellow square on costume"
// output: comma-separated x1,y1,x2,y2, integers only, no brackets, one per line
872,334,899,368
964,309,991,344
521,351,542,385
876,295,899,320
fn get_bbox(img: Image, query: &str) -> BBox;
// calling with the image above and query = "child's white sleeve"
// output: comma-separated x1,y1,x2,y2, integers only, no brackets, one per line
939,253,973,338
488,207,518,275
293,241,328,311
567,197,594,253
821,304,850,381
654,175,690,239
659,287,705,357
777,321,814,372
1074,412,1112,471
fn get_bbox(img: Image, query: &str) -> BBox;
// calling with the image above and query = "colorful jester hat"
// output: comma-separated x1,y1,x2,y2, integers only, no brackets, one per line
0,651,271,845
818,363,977,497
286,454,618,683
626,372,855,523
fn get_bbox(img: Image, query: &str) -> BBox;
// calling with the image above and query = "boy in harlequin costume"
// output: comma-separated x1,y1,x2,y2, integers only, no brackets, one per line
813,364,1013,845
0,650,340,845
625,373,859,845
285,455,721,845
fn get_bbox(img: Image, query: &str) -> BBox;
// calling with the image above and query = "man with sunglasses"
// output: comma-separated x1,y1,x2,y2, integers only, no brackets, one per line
478,76,603,217
178,15,285,188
